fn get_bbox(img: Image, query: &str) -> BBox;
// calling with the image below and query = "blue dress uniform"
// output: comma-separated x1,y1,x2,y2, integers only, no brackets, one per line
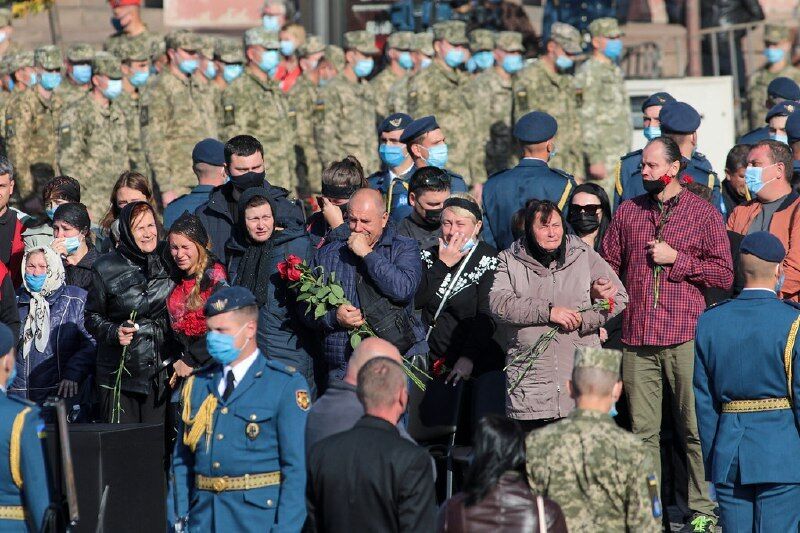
482,111,576,251
737,125,769,145
369,167,468,223
694,233,800,532
169,288,309,533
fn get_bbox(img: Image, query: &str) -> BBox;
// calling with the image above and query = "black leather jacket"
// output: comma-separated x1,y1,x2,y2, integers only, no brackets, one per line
85,244,176,395
701,0,763,27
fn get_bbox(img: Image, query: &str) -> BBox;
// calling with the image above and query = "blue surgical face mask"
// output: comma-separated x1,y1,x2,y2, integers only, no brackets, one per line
110,17,124,33
262,15,281,32
6,360,16,390
45,208,56,220
206,323,248,366
460,239,476,253
771,132,789,144
764,47,785,64
473,50,494,70
379,143,406,168
25,273,46,293
178,58,199,76
64,236,82,255
258,50,280,74
203,61,217,80
398,51,414,70
423,143,449,169
445,49,465,68
776,272,785,293
223,63,244,83
643,125,661,140
280,40,296,57
71,64,92,85
603,39,623,60
609,402,618,417
745,163,778,195
420,57,432,69
129,69,150,88
0,32,7,44
6,78,13,91
27,72,38,87
502,53,524,74
555,55,574,71
466,57,476,73
102,78,122,100
548,144,558,162
354,58,374,78
40,71,62,90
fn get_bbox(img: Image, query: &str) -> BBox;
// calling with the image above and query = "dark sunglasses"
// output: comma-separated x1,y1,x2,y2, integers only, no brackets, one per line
571,204,602,215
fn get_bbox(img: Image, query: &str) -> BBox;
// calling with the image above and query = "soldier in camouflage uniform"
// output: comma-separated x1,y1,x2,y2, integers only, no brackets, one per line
407,21,477,182
387,33,430,115
220,27,296,191
197,35,224,134
371,31,414,123
104,0,163,64
467,31,524,178
747,24,800,130
526,347,660,533
5,46,63,209
117,39,152,177
514,22,584,179
466,29,494,76
214,37,244,91
140,30,218,203
575,18,632,194
56,43,94,107
290,35,325,194
0,9,21,65
58,52,129,220
314,31,380,173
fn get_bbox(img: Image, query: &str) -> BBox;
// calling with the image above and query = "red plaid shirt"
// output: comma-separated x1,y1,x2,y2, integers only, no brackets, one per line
602,190,733,346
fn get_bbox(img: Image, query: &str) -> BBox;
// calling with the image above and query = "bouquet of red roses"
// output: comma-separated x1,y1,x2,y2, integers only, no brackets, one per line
505,298,614,394
278,255,430,390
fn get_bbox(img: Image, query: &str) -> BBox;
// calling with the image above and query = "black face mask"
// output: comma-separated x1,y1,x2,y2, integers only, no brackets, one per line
230,170,266,190
568,211,600,234
423,208,443,227
338,203,348,216
643,178,667,196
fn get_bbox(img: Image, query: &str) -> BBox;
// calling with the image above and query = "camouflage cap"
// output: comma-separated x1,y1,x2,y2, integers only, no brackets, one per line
496,31,524,52
324,44,345,71
414,32,434,56
119,39,150,62
298,34,325,57
215,36,244,63
244,27,279,49
0,56,9,76
199,34,216,59
0,8,12,28
574,347,622,376
151,37,166,59
432,20,468,46
92,51,123,79
165,29,203,52
550,22,583,55
66,42,95,63
10,52,34,72
468,29,494,52
387,31,414,51
765,24,792,44
588,17,623,38
344,30,378,55
35,45,62,70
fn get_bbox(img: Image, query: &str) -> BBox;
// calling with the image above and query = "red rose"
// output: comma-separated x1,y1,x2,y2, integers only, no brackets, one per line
659,174,672,185
433,357,446,377
286,254,303,267
287,266,302,282
682,174,694,184
608,297,615,314
277,260,289,280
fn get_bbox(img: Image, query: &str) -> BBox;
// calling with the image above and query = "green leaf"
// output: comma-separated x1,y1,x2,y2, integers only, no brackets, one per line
331,284,344,299
314,303,326,319
297,293,312,302
350,333,362,350
327,293,340,305
300,282,311,292
318,286,330,298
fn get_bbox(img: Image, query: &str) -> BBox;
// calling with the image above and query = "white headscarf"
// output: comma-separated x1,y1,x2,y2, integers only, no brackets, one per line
21,246,65,358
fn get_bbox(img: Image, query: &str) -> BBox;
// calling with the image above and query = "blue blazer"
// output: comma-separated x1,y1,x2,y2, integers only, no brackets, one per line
694,289,800,484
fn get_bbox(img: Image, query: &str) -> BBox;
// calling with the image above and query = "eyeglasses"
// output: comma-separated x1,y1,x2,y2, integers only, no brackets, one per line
571,204,602,215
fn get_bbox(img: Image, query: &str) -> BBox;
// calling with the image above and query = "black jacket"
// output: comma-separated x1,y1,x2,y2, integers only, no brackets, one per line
63,247,99,292
84,243,176,395
306,415,436,533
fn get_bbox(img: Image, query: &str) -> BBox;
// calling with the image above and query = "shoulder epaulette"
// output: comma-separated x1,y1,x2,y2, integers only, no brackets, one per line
7,396,36,408
703,298,733,312
621,149,643,161
265,359,297,376
551,167,575,181
782,300,800,311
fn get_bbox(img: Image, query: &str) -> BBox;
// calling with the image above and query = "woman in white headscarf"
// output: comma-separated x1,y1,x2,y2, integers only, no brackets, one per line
14,246,95,405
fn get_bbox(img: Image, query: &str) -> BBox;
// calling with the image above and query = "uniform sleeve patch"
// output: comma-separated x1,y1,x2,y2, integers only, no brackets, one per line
223,104,235,126
296,390,310,411
140,105,149,126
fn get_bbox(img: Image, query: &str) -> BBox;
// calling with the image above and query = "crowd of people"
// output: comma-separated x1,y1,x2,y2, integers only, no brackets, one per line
0,0,799,532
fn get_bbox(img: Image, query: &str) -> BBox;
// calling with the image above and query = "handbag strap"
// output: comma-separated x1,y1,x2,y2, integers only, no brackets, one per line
426,244,478,341
537,495,547,533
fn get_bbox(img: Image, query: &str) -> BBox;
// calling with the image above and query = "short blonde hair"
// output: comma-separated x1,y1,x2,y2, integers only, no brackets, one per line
443,192,481,223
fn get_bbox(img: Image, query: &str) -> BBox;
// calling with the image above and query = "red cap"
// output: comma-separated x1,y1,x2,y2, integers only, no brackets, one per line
109,0,141,7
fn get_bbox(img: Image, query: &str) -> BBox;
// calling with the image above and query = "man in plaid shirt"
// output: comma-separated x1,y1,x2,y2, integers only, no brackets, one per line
602,135,733,532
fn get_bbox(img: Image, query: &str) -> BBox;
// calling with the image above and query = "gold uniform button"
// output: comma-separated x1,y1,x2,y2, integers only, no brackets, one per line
250,414,257,421
220,407,228,414
212,462,220,469
217,434,224,441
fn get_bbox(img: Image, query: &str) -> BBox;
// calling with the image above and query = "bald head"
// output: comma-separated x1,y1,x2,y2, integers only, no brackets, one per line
344,337,401,385
349,188,386,215
741,253,781,286
348,188,389,246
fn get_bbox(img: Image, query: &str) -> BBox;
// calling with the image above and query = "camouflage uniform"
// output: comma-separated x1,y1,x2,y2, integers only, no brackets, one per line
5,46,63,202
466,31,523,178
526,347,660,533
58,52,129,219
104,27,163,62
746,24,800,129
214,37,245,123
140,30,218,197
513,23,584,179
388,32,433,115
575,19,632,192
116,39,151,177
55,43,94,107
407,21,477,182
467,28,495,76
371,31,413,122
0,9,22,66
290,35,325,193
221,28,296,191
314,31,379,174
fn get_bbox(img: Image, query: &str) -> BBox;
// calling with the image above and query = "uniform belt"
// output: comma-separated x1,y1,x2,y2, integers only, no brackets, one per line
721,398,791,413
0,505,24,520
196,471,281,492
